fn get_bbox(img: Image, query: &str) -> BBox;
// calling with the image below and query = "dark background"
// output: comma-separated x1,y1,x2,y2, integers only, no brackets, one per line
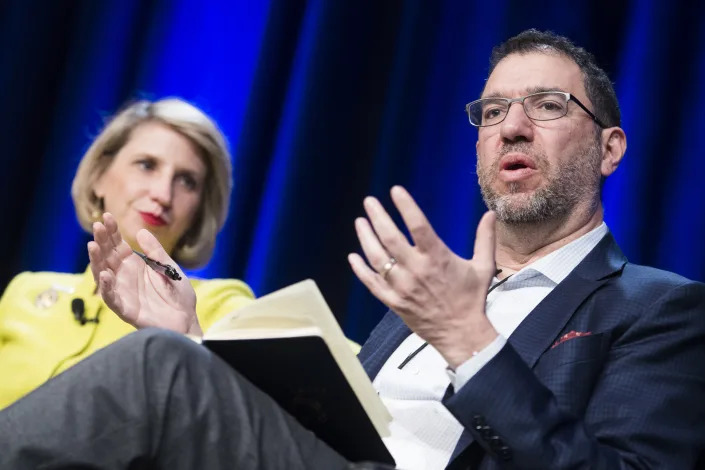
1,0,703,343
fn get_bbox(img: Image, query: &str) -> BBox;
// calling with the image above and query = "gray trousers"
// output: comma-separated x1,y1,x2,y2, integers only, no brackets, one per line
0,329,350,470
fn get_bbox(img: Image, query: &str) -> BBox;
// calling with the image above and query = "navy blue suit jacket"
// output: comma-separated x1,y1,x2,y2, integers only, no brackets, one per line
358,233,705,469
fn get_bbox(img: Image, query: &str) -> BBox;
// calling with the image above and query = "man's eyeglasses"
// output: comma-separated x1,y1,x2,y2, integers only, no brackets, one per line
465,91,606,128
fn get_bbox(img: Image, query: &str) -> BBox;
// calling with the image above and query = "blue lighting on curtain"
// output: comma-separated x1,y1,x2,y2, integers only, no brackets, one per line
654,23,705,280
3,1,705,342
604,0,659,258
20,1,143,273
244,0,325,296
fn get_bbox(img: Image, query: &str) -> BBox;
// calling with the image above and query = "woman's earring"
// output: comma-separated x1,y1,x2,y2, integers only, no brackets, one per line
91,198,105,221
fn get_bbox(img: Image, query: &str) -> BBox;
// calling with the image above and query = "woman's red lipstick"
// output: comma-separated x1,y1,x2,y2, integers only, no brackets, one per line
139,212,167,226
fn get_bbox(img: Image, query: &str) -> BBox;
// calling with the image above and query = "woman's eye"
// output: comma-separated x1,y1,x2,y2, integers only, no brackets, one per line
176,174,197,191
135,159,155,170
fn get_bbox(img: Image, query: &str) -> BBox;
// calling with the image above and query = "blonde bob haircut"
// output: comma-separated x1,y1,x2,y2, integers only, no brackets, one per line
71,98,233,269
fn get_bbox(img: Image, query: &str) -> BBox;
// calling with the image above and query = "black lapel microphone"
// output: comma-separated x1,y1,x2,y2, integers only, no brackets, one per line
71,298,99,325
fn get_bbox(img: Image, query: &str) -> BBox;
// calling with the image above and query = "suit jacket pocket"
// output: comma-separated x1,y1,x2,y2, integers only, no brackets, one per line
539,332,609,367
534,332,610,414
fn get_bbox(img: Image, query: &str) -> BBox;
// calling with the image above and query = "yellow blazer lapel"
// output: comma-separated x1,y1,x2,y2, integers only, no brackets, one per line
45,267,101,377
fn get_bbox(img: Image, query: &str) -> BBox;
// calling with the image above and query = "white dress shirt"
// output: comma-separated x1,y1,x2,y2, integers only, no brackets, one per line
373,223,608,470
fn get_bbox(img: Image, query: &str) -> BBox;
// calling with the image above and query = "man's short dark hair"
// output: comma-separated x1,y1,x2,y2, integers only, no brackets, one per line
489,29,621,128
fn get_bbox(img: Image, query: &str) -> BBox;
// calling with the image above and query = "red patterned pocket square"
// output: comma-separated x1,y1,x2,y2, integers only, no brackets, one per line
551,330,592,349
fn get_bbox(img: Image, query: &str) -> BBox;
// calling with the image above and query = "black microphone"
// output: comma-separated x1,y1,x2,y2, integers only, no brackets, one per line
71,298,99,325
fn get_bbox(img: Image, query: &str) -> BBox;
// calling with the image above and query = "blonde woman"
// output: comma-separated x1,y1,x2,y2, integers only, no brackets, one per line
0,98,253,409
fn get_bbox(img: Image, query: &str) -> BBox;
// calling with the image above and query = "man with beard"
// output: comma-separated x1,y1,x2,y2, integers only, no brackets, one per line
348,29,705,469
1,30,705,470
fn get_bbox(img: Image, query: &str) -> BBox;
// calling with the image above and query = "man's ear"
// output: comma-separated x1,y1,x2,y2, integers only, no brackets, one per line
600,127,627,177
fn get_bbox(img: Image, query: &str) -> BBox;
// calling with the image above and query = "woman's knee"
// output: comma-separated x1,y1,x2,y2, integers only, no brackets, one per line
116,328,201,360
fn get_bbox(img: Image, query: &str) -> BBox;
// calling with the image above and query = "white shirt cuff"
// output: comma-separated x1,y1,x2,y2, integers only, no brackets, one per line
446,335,507,392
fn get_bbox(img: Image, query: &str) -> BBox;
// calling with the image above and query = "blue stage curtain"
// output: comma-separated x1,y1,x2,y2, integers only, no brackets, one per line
1,0,703,342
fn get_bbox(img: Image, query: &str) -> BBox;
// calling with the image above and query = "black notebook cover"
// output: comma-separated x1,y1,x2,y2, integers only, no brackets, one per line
204,335,394,465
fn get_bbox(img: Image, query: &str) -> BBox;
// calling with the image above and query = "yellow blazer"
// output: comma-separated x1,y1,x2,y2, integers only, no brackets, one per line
0,267,254,409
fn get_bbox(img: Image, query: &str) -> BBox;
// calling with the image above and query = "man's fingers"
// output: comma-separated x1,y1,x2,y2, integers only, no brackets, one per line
472,211,497,273
355,217,398,274
362,196,413,263
347,253,401,307
389,186,440,253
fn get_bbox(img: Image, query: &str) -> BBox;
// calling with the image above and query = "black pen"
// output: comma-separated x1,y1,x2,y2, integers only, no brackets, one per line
132,250,182,281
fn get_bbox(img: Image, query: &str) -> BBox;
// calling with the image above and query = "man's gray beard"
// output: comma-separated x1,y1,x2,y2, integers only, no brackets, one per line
477,140,602,225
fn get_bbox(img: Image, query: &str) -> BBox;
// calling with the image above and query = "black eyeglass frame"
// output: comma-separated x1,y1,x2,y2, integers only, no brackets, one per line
465,91,606,129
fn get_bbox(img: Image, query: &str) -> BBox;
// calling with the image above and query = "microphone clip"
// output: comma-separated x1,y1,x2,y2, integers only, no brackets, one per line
71,298,99,326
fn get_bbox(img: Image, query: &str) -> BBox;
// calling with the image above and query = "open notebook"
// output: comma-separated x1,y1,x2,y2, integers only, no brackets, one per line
196,279,394,465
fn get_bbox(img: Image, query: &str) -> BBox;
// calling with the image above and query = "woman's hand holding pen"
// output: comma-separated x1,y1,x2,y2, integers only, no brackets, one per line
87,212,203,336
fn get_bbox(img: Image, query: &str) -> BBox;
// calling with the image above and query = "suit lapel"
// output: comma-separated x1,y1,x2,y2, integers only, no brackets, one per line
507,233,627,369
446,233,627,469
359,311,411,380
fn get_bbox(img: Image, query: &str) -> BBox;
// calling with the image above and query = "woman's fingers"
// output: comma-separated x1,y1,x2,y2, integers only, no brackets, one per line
102,212,122,248
136,229,173,264
87,241,105,285
97,270,124,317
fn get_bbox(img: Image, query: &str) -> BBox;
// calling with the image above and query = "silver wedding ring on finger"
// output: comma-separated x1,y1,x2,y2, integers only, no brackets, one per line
381,257,398,280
